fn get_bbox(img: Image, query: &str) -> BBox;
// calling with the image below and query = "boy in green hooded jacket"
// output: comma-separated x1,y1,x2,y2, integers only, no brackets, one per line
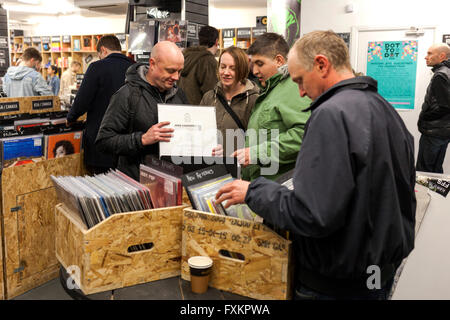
233,33,311,181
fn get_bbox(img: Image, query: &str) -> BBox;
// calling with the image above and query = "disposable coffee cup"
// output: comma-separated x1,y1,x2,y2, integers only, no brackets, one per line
188,256,213,294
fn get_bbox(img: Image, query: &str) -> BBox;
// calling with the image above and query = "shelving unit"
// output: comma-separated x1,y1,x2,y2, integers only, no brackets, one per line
218,26,266,52
10,33,128,80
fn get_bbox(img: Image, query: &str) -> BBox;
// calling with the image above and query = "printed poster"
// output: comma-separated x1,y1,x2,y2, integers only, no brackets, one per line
366,40,418,110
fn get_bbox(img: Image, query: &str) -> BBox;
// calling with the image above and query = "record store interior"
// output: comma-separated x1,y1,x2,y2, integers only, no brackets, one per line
0,0,448,302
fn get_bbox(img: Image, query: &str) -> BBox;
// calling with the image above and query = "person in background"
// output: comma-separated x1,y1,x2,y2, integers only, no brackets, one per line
59,60,81,107
416,43,450,173
96,41,188,181
47,65,60,96
3,47,53,97
178,25,219,105
215,30,416,300
234,32,311,181
200,46,259,156
67,35,133,175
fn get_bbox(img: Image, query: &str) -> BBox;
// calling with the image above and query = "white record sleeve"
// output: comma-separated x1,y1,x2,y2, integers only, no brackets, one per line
157,104,218,157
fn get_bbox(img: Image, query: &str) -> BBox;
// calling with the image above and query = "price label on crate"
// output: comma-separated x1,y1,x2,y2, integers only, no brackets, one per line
32,99,53,110
183,210,288,254
0,101,19,113
62,35,71,43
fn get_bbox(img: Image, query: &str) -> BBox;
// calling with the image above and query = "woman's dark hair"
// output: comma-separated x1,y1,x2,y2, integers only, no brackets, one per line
53,140,75,157
49,65,61,77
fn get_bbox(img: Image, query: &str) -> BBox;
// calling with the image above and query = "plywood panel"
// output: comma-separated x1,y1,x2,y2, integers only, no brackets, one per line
0,214,4,300
1,153,83,299
0,95,60,116
56,203,188,295
181,208,292,300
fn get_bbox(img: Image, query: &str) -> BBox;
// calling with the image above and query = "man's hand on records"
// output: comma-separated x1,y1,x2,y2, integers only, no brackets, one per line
231,147,251,167
212,144,223,157
141,121,174,145
215,180,250,209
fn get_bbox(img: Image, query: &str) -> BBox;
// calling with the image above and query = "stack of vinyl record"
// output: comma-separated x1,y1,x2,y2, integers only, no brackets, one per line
51,170,153,230
182,164,262,222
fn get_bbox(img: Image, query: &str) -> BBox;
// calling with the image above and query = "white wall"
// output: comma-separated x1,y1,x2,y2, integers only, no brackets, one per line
301,0,450,173
23,14,126,36
209,5,267,29
301,0,450,38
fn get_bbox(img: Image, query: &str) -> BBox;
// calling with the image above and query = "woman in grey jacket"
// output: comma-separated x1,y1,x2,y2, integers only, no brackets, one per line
200,46,259,156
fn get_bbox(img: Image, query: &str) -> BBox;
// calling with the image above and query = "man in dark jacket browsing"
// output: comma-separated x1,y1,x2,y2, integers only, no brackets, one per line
215,30,416,300
67,35,133,174
416,43,450,173
96,41,188,181
178,25,219,105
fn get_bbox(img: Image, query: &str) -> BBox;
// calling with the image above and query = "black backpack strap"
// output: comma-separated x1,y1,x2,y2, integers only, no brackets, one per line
216,94,246,131
127,83,142,134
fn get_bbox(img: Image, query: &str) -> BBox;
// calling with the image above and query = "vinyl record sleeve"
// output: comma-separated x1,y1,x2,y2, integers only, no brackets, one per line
158,104,217,158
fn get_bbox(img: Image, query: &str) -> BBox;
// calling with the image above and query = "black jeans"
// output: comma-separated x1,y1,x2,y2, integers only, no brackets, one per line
294,277,394,300
416,134,450,174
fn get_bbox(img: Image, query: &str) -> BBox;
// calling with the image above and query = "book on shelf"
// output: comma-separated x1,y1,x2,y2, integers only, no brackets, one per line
182,164,262,222
73,39,81,51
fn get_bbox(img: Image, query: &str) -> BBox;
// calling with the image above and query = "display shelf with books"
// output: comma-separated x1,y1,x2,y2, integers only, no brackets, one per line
10,33,129,79
218,26,267,52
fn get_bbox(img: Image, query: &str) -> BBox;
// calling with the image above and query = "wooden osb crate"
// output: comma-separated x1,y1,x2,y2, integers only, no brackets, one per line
55,203,188,295
0,220,3,300
181,208,293,300
0,95,60,116
1,153,84,299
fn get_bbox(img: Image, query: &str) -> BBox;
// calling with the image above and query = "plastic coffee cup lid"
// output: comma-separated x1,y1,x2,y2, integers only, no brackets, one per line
188,256,213,269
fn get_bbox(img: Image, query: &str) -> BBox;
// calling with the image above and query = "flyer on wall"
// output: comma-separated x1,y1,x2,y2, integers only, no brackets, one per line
366,40,418,110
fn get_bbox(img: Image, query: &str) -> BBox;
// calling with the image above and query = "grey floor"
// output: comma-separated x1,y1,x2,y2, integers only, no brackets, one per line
12,273,252,300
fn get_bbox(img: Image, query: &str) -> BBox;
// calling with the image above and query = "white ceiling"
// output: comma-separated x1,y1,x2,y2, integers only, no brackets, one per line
2,0,267,25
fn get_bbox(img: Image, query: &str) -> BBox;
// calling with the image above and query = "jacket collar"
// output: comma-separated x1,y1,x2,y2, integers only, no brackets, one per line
432,59,450,72
305,76,378,112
